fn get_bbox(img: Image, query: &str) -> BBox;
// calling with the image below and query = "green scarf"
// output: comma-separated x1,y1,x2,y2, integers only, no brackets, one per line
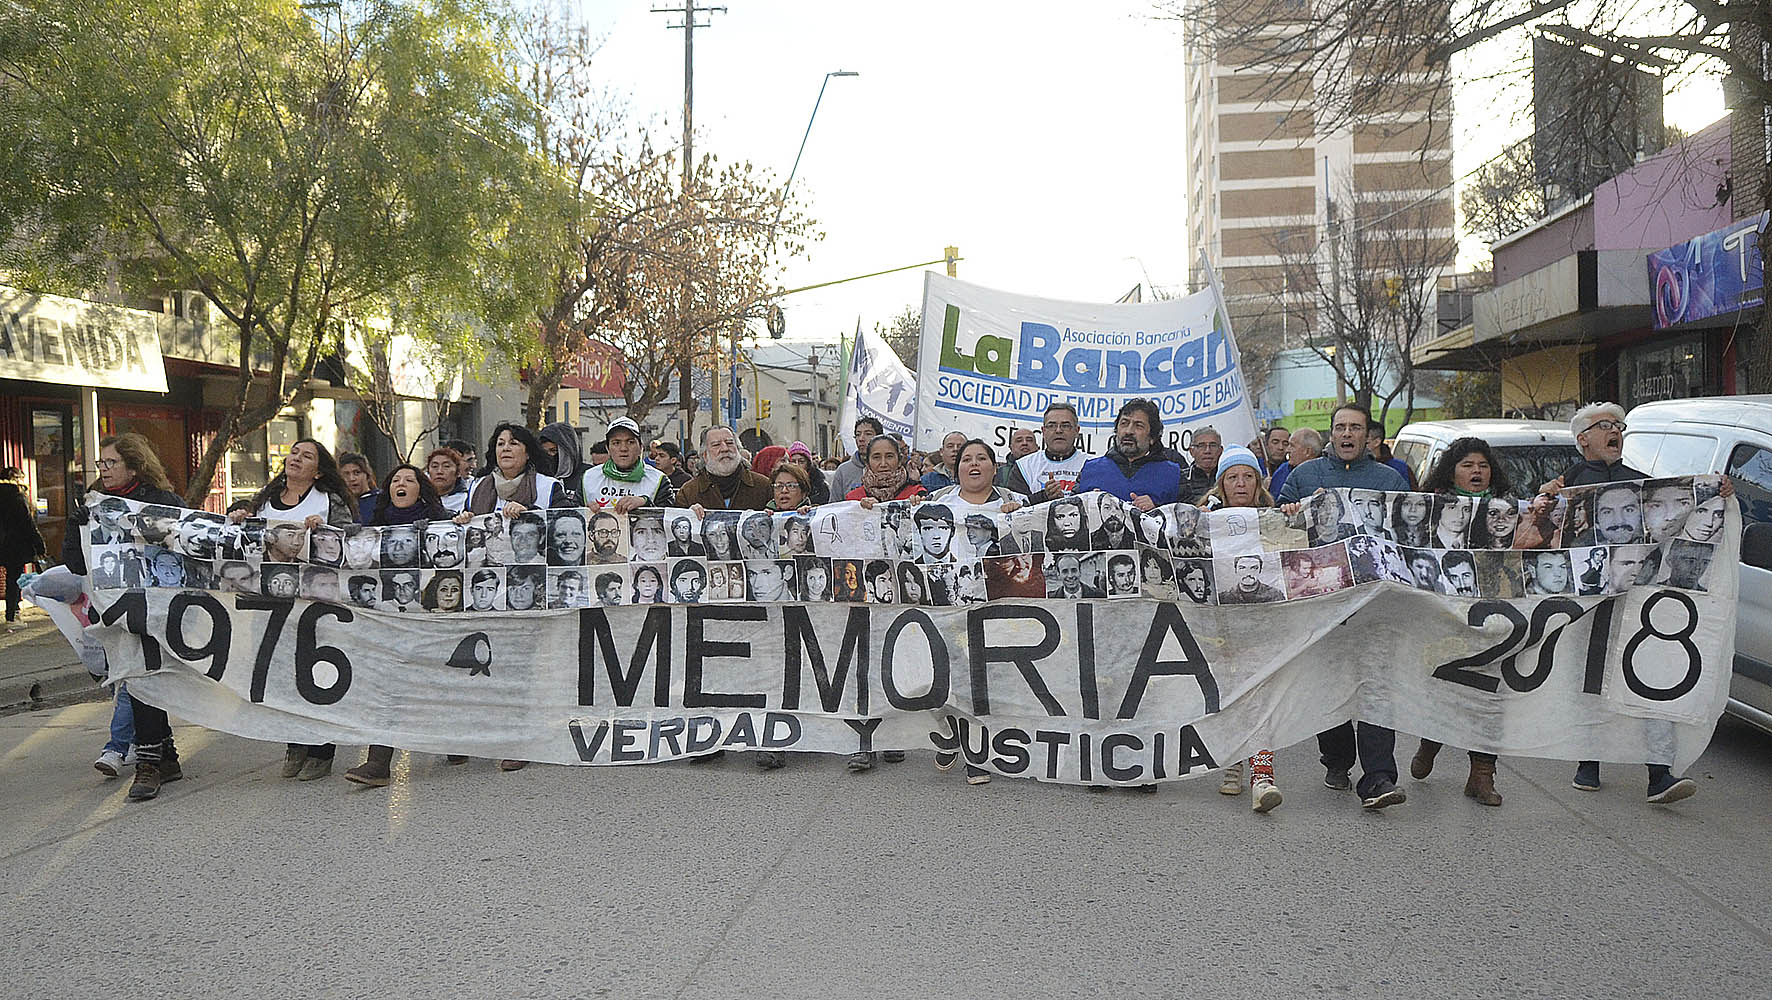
1454,486,1492,498
602,459,645,484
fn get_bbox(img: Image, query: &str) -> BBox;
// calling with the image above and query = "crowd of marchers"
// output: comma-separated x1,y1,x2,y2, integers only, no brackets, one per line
0,394,1720,811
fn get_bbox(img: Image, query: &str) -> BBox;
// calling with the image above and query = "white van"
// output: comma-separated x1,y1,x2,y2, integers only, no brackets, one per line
1623,397,1772,732
1390,419,1579,495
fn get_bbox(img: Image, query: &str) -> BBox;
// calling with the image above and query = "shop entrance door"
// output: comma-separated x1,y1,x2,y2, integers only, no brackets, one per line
28,404,81,563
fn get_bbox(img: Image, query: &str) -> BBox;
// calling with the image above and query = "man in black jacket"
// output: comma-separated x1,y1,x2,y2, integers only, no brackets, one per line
1539,401,1727,805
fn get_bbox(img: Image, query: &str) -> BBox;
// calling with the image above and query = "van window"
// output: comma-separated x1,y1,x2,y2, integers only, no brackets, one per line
1495,445,1582,494
1727,444,1772,527
1644,432,1719,477
1392,440,1429,482
1620,433,1658,473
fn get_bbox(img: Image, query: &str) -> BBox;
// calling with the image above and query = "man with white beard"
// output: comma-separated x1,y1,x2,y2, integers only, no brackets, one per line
676,425,772,514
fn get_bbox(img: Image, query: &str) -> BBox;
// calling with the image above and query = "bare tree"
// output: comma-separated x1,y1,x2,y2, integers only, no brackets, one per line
1261,182,1457,428
505,7,812,430
874,305,921,368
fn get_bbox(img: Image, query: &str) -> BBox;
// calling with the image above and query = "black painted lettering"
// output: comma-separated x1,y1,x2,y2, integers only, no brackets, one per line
781,605,871,714
879,609,950,711
609,721,644,761
1176,726,1217,773
1100,733,1143,781
843,716,881,752
761,712,802,748
684,605,768,709
722,712,759,748
1076,603,1099,719
1033,730,1070,780
1117,603,1220,719
992,727,1031,774
685,716,722,752
649,717,686,757
966,604,1064,716
578,606,673,707
568,720,610,761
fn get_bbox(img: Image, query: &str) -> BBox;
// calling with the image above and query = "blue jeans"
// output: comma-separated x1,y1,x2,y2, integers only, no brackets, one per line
104,681,134,755
1317,721,1397,798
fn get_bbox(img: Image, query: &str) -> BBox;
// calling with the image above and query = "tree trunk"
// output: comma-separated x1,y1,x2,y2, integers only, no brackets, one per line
524,369,560,430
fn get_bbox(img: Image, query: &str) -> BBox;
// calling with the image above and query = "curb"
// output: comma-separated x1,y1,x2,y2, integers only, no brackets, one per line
0,617,105,714
0,663,103,714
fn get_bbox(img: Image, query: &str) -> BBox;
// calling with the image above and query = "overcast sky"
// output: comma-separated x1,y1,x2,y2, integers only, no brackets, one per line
581,1,1726,351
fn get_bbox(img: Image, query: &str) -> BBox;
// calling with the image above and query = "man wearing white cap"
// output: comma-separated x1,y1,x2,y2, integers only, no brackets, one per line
580,417,676,513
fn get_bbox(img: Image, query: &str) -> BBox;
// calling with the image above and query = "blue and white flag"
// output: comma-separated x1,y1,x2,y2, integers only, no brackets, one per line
838,320,916,453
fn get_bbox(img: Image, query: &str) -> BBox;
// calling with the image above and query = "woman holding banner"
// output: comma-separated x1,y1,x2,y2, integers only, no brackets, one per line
844,435,926,508
1199,446,1283,813
453,422,578,773
928,439,1025,787
1409,438,1528,806
343,464,451,787
230,438,358,782
60,435,187,801
930,440,1027,515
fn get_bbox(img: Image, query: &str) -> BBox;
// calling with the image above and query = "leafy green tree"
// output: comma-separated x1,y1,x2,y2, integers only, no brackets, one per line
0,0,531,503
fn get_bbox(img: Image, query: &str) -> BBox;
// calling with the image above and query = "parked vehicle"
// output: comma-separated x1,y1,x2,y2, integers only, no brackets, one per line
1623,397,1772,733
1391,419,1579,496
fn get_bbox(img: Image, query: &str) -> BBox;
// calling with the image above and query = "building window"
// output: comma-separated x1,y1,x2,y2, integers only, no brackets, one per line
1619,335,1717,407
227,416,302,503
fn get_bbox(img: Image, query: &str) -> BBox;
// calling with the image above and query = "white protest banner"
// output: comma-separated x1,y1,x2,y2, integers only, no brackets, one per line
838,321,916,453
914,271,1259,455
86,477,1738,782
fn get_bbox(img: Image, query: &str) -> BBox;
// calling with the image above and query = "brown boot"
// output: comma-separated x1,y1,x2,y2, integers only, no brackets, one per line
1464,756,1502,806
1410,739,1441,780
344,745,395,787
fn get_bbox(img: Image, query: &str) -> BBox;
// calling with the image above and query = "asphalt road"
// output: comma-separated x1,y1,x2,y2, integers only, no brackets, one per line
2,702,1769,999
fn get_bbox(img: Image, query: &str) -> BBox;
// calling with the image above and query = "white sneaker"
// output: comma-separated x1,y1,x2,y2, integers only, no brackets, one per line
94,750,126,777
1219,761,1243,795
121,746,137,767
1252,779,1282,813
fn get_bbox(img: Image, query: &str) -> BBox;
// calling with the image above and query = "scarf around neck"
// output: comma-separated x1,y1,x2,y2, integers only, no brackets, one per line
860,464,908,502
470,469,537,514
602,459,646,484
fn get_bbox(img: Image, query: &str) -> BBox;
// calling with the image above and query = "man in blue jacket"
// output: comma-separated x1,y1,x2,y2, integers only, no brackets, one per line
1278,402,1411,810
1073,398,1182,510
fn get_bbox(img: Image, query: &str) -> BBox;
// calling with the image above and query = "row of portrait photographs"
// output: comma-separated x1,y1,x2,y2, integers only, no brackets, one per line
92,532,1723,606
88,476,1727,598
1293,477,1729,553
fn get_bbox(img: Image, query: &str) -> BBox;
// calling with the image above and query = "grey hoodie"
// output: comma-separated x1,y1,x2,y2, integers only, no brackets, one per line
539,422,583,483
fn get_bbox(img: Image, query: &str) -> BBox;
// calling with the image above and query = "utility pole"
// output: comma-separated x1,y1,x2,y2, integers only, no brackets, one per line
1323,164,1348,407
654,0,725,446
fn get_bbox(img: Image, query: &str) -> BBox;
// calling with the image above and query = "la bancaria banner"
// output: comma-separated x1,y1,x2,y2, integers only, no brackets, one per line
914,272,1259,454
86,478,1737,783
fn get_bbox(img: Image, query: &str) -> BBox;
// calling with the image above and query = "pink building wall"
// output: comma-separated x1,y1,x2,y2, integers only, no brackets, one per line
1493,119,1734,284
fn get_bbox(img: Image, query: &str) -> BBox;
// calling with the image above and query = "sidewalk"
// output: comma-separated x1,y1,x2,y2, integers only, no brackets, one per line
0,603,105,713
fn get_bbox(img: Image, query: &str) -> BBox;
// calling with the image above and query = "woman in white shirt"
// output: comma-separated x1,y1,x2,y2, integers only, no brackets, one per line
227,438,357,782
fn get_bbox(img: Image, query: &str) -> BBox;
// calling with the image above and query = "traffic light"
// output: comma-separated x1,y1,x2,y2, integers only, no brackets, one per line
759,398,772,420
1383,276,1403,306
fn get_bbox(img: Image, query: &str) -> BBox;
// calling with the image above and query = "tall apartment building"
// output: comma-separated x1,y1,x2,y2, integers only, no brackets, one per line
1184,13,1456,357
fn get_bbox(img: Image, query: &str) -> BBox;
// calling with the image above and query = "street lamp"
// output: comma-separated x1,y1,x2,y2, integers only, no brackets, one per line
770,70,858,244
